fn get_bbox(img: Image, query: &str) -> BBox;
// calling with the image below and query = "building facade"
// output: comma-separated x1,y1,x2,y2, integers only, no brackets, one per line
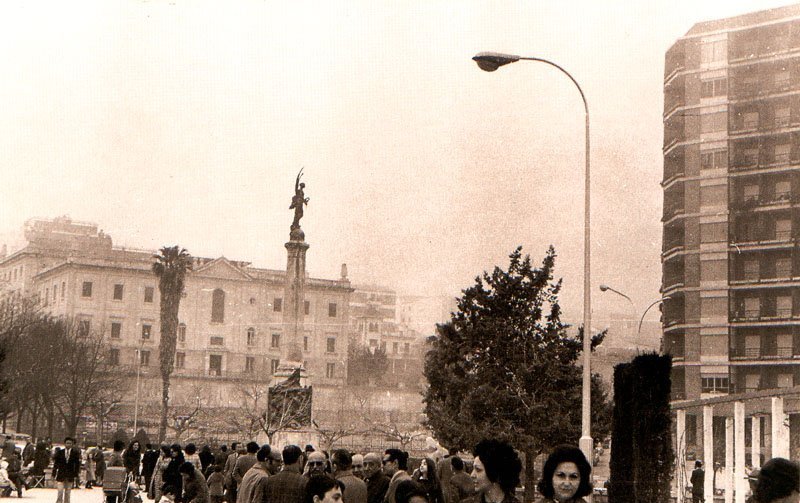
663,5,800,469
0,217,427,443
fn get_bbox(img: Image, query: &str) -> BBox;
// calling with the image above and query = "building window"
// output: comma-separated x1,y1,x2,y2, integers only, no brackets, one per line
777,296,792,317
273,298,282,312
701,111,727,133
775,180,791,200
140,350,151,367
110,322,122,339
77,318,91,337
44,288,49,306
326,337,336,353
211,289,225,323
743,260,759,280
271,333,280,348
178,323,186,342
109,348,119,366
270,359,280,374
210,336,224,346
113,284,124,301
776,258,792,278
777,373,794,388
775,108,791,128
743,147,760,166
774,143,791,164
701,149,727,170
303,336,309,351
775,70,791,90
326,363,336,378
743,184,760,202
701,376,729,393
369,338,378,347
144,286,154,303
82,281,93,298
247,328,256,346
141,324,152,340
245,356,256,373
175,352,185,369
393,342,399,354
53,284,57,301
61,281,65,300
742,111,759,131
380,341,387,352
701,39,727,64
744,297,760,318
209,355,222,376
701,78,727,98
776,219,792,241
304,300,310,315
328,302,337,317
404,342,410,354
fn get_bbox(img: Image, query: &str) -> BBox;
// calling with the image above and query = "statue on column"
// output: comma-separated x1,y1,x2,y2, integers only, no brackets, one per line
290,169,309,230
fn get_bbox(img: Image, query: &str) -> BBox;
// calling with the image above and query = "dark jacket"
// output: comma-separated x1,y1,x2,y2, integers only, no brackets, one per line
52,447,82,481
183,467,210,503
124,448,142,475
262,465,308,503
163,456,185,500
142,449,160,477
366,471,391,503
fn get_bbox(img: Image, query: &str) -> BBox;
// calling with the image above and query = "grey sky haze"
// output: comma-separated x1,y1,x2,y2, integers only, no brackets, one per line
0,0,793,327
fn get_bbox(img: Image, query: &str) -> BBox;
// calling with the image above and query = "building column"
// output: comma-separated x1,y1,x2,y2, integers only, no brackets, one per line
704,405,714,503
752,415,761,468
677,409,687,503
725,416,733,503
772,397,789,458
734,402,746,503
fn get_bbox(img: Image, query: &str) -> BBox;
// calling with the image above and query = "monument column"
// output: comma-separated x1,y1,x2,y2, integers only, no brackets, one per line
274,170,311,382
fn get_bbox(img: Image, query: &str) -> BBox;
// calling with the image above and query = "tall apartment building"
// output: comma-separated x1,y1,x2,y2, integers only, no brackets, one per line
663,5,800,402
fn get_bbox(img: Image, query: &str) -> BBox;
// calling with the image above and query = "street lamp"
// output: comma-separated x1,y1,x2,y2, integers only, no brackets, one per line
639,296,671,343
133,346,143,434
599,284,637,351
473,51,593,463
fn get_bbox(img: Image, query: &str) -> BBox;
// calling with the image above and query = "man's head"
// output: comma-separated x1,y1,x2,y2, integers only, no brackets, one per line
363,453,381,478
695,460,703,469
307,451,327,475
246,441,259,454
352,454,364,478
451,456,464,473
331,449,352,476
383,449,407,476
64,437,75,449
283,445,303,467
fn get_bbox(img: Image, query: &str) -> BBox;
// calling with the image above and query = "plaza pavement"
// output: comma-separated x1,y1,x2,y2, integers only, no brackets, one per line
10,486,155,503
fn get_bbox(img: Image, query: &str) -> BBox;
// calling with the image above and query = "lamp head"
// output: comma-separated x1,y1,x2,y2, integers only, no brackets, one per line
472,52,520,72
599,284,610,292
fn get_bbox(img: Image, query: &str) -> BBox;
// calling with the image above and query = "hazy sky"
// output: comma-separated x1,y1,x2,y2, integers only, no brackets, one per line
0,0,793,326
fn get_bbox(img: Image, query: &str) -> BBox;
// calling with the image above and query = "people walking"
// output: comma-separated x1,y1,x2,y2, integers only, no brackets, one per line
466,439,521,503
383,449,411,503
53,437,81,503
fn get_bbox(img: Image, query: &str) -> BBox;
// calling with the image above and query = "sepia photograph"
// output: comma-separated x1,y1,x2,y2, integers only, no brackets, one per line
1,2,799,503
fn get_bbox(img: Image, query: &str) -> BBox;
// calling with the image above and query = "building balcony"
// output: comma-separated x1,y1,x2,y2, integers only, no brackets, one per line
730,310,799,323
730,236,795,251
730,345,797,361
731,193,793,211
671,387,687,400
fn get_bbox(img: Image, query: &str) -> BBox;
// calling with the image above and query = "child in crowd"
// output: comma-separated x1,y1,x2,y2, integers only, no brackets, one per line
207,465,224,503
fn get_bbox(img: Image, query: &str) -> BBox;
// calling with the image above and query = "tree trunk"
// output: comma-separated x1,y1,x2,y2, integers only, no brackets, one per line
159,374,170,443
15,405,22,432
524,449,538,503
46,406,54,440
30,403,39,439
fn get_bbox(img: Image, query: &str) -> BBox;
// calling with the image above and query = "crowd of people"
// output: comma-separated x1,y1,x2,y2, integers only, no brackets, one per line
0,434,797,503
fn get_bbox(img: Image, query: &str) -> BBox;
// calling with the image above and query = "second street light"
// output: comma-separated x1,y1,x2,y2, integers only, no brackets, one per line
472,51,593,463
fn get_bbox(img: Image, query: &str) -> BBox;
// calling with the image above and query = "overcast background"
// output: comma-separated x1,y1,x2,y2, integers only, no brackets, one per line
0,0,793,328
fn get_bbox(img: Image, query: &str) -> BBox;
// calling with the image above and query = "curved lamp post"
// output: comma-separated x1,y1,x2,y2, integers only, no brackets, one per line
472,51,593,462
600,283,638,352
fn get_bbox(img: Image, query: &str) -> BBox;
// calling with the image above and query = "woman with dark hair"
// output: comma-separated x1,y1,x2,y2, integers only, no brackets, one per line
397,479,430,503
468,439,522,503
412,458,445,503
31,441,51,476
124,441,142,478
162,445,185,503
536,445,592,503
753,457,800,503
305,474,345,503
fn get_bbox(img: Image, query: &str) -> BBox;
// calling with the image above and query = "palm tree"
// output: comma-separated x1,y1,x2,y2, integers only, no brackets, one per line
152,246,192,442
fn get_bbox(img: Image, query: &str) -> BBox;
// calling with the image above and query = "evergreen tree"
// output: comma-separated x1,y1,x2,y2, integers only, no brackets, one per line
423,247,611,500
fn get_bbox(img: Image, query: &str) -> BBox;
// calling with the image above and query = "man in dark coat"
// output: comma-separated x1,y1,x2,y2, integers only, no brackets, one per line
691,460,705,503
142,444,160,494
363,453,390,503
53,437,81,503
261,445,307,503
